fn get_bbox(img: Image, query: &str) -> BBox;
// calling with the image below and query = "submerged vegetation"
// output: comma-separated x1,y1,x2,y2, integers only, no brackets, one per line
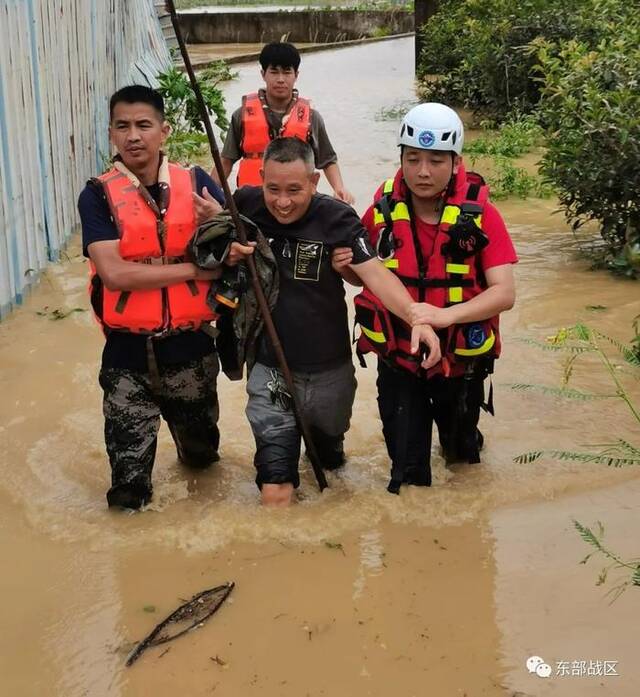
514,321,640,597
513,322,639,468
574,520,640,601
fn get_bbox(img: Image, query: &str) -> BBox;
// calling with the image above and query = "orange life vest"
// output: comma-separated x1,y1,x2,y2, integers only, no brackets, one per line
237,91,312,187
90,163,217,334
355,165,501,378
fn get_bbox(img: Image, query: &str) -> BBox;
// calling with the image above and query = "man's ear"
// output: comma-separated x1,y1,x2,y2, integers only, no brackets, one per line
161,120,171,143
259,168,265,182
452,154,462,175
311,171,320,187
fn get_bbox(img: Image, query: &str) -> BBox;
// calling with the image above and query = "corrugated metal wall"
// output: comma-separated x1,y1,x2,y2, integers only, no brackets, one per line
0,0,170,319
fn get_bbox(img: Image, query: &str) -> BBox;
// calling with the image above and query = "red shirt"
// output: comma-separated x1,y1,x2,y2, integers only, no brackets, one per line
361,200,518,271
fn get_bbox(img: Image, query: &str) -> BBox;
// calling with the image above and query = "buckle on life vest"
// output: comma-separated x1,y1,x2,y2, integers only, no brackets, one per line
375,195,396,261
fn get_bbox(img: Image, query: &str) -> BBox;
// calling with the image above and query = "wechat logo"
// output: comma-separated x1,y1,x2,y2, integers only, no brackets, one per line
527,655,552,678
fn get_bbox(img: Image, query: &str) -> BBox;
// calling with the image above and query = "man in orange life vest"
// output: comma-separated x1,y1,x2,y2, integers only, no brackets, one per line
335,103,517,493
214,42,354,205
78,85,250,510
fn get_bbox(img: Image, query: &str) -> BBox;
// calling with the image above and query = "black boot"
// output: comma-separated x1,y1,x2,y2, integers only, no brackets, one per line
107,474,153,510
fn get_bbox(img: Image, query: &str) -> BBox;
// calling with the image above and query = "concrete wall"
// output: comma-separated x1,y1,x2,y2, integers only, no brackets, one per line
179,9,413,44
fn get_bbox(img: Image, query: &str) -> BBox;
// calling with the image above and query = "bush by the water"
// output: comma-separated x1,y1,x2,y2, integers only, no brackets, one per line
534,2,640,275
417,0,592,119
157,61,236,163
418,0,640,275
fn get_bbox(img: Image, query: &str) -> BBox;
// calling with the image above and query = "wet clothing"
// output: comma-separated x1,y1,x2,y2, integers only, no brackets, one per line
234,186,375,373
361,166,517,491
190,212,279,380
100,354,220,506
223,90,337,171
233,187,375,486
79,161,225,508
377,360,489,492
246,361,356,488
79,166,224,372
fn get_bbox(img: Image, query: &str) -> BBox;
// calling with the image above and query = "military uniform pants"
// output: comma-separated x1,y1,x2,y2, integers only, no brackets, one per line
99,353,220,507
376,360,487,493
246,361,357,488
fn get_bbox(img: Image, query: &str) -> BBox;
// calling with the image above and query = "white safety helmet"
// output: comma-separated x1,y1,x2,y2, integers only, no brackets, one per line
398,103,464,155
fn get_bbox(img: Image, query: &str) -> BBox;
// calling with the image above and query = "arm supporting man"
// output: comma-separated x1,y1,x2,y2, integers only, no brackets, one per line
88,240,220,292
352,258,441,369
409,264,515,328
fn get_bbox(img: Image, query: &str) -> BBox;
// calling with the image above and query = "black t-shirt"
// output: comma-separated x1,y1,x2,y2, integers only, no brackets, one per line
234,186,375,372
78,167,224,372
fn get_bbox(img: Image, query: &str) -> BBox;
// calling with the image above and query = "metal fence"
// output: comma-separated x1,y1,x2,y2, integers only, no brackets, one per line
0,0,170,319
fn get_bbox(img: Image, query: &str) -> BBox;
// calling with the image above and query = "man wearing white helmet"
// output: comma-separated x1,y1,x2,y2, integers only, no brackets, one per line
338,102,517,493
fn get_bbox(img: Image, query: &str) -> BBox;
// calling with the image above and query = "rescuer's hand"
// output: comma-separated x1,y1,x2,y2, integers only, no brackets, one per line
331,246,353,271
410,324,442,370
409,302,453,329
225,241,256,266
193,187,223,224
333,186,355,206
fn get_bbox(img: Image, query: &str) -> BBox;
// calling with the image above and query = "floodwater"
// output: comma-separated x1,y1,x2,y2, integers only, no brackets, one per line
1,37,639,696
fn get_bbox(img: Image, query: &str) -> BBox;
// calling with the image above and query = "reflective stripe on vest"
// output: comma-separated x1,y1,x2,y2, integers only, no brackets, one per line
238,93,312,187
356,165,501,376
92,164,217,333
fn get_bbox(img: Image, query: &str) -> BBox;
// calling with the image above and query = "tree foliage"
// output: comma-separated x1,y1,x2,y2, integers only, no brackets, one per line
533,2,640,273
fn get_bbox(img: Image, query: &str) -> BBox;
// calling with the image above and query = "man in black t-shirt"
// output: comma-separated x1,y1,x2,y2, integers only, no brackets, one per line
227,137,441,507
78,85,243,510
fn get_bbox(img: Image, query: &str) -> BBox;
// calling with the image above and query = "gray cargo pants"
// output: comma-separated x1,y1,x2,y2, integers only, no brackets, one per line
99,353,220,507
246,360,356,488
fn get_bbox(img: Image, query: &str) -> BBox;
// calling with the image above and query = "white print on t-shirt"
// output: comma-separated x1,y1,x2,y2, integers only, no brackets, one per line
356,237,372,259
294,240,324,281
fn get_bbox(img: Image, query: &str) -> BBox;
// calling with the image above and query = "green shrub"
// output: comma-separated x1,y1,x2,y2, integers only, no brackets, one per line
534,2,640,275
417,0,595,120
465,114,543,158
157,61,236,163
485,157,552,200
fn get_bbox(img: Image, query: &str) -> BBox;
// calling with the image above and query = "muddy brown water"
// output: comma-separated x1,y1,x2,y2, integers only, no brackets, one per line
1,38,639,696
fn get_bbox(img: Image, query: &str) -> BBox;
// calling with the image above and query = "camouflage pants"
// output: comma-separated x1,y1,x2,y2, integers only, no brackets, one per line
246,360,356,488
99,353,220,504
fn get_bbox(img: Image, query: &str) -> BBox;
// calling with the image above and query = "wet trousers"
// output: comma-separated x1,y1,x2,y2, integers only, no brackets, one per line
99,353,220,506
376,359,488,493
245,361,357,488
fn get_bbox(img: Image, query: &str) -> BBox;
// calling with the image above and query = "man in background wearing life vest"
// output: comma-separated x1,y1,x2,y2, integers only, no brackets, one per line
79,85,247,510
336,103,517,493
213,42,354,205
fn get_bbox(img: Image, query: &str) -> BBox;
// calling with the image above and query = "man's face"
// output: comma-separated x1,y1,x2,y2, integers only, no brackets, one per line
401,147,460,201
109,102,169,173
261,65,298,102
261,158,319,224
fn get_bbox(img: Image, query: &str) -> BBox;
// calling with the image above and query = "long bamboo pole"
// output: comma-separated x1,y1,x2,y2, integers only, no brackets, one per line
165,0,328,491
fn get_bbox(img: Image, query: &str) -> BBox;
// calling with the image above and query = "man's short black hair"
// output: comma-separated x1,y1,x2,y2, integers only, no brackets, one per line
109,85,164,121
264,137,314,171
259,42,301,72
